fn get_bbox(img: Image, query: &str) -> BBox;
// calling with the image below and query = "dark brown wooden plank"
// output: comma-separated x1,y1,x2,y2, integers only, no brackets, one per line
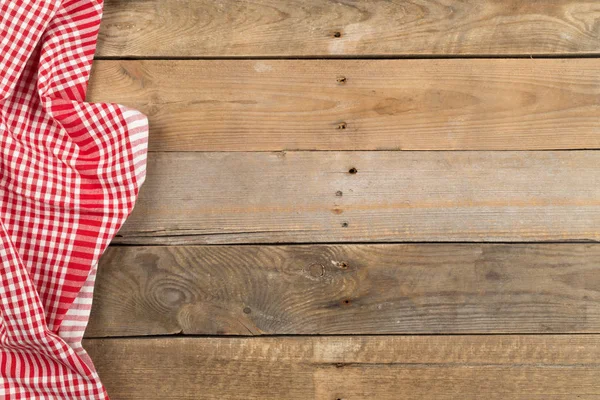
84,335,600,399
88,59,600,151
86,244,600,337
113,151,600,244
97,0,600,57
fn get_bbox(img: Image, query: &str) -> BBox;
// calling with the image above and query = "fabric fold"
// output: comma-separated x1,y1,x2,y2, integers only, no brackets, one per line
0,0,147,398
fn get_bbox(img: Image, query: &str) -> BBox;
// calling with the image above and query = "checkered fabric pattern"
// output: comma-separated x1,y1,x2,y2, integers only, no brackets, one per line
0,0,148,398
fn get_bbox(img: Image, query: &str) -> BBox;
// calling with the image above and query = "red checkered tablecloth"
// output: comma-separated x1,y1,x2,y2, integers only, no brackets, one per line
0,0,148,397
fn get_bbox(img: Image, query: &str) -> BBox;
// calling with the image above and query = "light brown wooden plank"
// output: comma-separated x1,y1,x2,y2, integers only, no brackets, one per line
86,244,600,337
87,59,600,151
113,151,600,244
84,335,600,399
96,0,600,57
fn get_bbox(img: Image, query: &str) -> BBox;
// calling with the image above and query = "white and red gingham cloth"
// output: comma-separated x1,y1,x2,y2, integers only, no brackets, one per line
0,0,147,398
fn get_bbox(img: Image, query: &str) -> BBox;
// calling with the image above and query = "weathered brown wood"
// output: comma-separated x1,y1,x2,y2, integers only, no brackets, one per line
88,59,600,151
84,335,600,399
96,0,600,57
113,151,600,244
86,244,600,337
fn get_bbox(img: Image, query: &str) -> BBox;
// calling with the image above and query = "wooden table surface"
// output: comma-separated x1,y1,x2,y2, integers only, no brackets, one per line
84,1,600,398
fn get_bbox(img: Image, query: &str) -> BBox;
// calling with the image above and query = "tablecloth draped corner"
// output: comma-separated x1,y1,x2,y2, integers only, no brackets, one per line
0,0,148,398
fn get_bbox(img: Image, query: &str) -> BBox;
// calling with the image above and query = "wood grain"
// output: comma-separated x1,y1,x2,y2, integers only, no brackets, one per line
86,244,600,337
96,0,600,57
113,151,600,244
84,335,600,399
87,59,600,151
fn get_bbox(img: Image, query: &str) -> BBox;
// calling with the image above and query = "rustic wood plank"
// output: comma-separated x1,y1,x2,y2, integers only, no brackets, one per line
113,151,600,244
86,244,600,337
87,59,600,151
96,0,600,57
84,335,600,399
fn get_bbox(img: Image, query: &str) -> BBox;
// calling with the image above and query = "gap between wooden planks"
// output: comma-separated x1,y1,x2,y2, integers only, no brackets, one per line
113,151,600,244
83,335,600,399
85,244,600,337
87,59,600,151
96,0,600,57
